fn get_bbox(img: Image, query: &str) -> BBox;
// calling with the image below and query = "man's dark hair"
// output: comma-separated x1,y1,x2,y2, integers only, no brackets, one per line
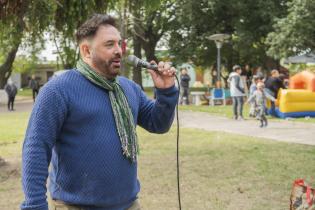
76,14,116,44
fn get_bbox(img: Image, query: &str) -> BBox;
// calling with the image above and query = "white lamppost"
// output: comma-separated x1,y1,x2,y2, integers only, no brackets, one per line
207,34,230,86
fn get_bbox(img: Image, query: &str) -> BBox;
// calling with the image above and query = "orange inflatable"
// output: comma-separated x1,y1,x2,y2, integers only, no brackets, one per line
289,71,315,92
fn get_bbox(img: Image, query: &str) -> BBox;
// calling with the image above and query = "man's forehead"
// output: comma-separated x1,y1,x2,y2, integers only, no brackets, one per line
95,25,121,41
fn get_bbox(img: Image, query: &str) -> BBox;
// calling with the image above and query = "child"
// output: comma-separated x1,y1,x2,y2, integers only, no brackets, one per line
248,75,260,117
247,82,276,127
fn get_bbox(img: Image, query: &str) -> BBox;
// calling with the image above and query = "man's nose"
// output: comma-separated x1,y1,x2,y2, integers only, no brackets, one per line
115,43,122,56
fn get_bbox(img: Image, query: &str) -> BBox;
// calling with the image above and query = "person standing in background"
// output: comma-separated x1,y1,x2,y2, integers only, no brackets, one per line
228,65,246,120
180,67,191,105
28,75,40,102
4,81,18,111
211,66,218,87
244,64,253,88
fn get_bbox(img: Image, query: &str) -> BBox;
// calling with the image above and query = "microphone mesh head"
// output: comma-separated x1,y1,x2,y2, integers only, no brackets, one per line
127,55,139,67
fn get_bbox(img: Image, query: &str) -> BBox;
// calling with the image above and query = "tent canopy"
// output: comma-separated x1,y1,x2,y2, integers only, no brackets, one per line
284,53,315,64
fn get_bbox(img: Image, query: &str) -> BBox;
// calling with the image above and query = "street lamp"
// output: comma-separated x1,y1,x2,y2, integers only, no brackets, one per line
207,34,230,86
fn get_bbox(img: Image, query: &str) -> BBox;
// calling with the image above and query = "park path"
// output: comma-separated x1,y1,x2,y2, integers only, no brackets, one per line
0,97,33,113
1,99,315,146
177,110,315,146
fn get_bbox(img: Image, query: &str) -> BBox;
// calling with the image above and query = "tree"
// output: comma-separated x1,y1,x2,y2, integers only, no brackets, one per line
51,0,112,69
129,0,177,86
168,0,287,73
0,0,54,88
266,0,315,59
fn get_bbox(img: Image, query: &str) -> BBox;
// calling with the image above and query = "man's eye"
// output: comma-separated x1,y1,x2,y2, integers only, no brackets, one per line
105,43,114,47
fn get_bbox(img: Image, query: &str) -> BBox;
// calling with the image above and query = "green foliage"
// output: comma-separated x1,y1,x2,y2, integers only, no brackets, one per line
266,0,315,59
12,55,39,74
169,0,287,69
51,0,112,69
0,0,55,88
0,0,54,53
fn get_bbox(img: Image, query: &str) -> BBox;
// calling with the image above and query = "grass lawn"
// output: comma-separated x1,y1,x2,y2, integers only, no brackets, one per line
1,112,315,209
17,88,33,98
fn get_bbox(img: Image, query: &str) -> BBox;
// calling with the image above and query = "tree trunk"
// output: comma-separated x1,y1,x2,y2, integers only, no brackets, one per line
0,0,28,88
131,0,143,88
0,45,20,88
119,0,129,77
143,40,158,62
132,35,143,89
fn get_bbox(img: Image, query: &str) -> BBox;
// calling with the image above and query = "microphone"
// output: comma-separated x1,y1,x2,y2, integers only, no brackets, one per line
126,55,158,71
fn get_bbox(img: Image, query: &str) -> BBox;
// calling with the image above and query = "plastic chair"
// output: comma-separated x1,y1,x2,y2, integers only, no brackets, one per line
209,88,226,106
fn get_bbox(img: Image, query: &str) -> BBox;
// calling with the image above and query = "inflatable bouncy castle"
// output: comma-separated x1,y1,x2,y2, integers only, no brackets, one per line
275,71,315,118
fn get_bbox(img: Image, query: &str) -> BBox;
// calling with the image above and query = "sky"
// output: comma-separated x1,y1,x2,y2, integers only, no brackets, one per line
17,32,58,62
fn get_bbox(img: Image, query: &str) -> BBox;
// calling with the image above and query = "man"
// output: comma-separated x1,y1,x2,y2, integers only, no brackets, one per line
180,67,191,105
228,65,246,120
264,69,285,115
264,69,285,98
28,75,40,102
243,64,253,88
4,80,18,111
21,14,178,210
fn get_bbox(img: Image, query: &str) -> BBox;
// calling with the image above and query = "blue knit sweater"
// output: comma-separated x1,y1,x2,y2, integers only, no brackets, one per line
21,70,178,210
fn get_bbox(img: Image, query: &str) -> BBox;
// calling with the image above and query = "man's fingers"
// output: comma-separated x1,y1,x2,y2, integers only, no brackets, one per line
150,60,157,66
158,61,165,72
164,62,171,70
169,67,177,76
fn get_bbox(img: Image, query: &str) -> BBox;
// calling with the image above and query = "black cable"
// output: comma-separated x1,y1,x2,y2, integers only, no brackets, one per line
174,75,182,210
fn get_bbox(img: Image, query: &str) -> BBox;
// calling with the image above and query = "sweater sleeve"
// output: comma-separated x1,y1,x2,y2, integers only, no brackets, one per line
137,85,179,133
21,85,67,210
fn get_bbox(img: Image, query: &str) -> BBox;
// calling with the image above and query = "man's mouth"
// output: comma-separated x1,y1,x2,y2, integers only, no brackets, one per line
111,59,121,68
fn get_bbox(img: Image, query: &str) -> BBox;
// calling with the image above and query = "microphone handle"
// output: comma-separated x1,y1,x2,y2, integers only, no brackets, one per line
137,60,158,71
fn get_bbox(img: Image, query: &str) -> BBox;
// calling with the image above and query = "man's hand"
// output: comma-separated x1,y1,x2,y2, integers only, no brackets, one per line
148,61,176,89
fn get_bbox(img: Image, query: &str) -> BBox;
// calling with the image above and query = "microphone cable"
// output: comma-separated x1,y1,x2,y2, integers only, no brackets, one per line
174,75,182,210
127,55,182,209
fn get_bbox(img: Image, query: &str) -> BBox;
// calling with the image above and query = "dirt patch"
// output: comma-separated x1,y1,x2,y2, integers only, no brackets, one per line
0,140,17,146
0,157,20,182
0,156,6,167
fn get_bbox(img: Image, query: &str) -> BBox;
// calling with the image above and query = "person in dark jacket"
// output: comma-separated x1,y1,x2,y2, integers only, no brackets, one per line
180,68,191,105
264,69,285,98
264,69,285,115
4,81,18,111
28,75,40,102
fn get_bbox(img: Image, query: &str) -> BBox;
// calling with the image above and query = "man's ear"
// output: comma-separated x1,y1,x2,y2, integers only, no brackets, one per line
80,40,92,59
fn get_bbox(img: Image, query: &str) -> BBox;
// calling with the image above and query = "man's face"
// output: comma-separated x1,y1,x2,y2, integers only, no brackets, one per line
89,25,122,79
273,71,279,77
182,69,187,75
236,69,242,75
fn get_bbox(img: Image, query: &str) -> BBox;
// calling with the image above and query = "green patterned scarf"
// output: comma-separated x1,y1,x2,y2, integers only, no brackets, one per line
76,59,138,162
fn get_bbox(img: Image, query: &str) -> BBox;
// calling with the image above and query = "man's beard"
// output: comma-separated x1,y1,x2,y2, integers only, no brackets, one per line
92,55,121,78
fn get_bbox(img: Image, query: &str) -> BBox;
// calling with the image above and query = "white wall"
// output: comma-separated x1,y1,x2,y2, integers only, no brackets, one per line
10,73,21,89
0,89,8,105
